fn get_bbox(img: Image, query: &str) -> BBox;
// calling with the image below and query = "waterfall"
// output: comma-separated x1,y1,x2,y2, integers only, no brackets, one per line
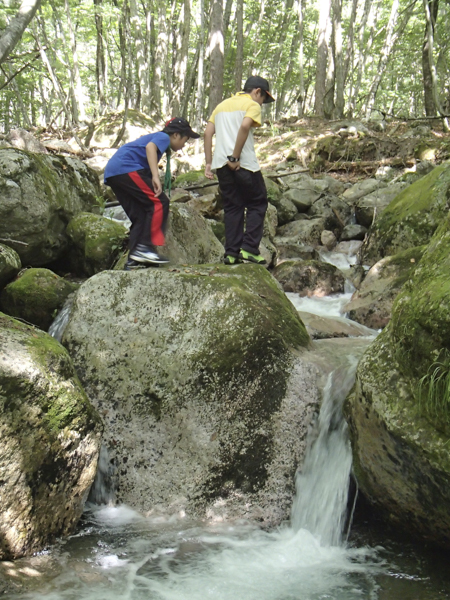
88,444,116,505
48,294,74,341
291,357,359,546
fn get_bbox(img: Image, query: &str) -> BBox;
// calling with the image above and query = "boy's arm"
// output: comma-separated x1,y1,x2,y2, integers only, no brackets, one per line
204,121,215,180
146,142,162,196
228,116,254,171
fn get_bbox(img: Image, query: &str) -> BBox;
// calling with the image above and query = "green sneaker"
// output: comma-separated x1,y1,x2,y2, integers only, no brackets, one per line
239,249,267,265
224,255,241,265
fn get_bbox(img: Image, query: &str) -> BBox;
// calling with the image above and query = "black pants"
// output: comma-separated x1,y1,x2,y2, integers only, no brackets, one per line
217,166,268,257
106,169,169,252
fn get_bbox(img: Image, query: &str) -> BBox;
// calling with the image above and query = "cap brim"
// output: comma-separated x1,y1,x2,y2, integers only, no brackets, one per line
187,129,200,139
263,91,275,104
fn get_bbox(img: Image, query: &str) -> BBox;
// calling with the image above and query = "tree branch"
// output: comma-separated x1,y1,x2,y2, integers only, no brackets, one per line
0,0,43,65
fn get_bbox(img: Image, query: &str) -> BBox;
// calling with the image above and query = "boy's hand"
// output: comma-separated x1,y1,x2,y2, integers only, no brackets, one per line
227,160,240,171
205,164,215,180
153,176,162,196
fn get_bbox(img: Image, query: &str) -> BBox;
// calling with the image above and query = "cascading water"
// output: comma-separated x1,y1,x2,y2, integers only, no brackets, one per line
48,294,74,342
291,361,358,546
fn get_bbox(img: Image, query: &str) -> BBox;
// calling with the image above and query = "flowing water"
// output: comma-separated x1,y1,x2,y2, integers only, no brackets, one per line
11,288,448,599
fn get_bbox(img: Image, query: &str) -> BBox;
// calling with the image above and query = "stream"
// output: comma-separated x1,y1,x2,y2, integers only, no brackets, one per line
3,262,450,599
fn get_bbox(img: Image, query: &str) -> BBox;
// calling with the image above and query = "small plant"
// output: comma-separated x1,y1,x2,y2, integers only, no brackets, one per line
94,195,107,214
418,360,450,424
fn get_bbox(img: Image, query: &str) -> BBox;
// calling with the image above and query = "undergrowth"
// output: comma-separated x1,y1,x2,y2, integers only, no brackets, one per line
418,360,450,426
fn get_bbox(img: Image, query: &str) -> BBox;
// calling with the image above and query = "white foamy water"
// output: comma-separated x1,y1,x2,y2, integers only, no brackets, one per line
48,295,74,342
291,360,358,546
286,291,353,317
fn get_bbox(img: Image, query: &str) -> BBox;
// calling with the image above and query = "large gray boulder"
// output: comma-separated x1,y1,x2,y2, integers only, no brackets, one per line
0,148,102,266
345,215,450,548
343,246,424,329
0,313,102,559
359,163,450,266
62,265,319,525
162,203,225,264
0,244,21,289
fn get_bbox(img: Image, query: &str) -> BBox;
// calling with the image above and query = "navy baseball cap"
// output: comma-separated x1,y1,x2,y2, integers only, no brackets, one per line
163,117,200,139
244,76,275,104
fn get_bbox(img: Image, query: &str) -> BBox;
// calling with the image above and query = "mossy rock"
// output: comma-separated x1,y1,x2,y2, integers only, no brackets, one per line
173,170,209,188
360,162,450,265
0,312,102,559
66,212,127,277
207,219,225,243
263,176,282,204
345,216,450,548
390,212,450,387
272,259,345,296
0,268,78,330
0,244,21,289
62,265,311,518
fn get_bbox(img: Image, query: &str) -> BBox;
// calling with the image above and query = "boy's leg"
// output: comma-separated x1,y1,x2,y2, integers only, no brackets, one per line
107,170,169,251
217,166,246,257
241,170,268,255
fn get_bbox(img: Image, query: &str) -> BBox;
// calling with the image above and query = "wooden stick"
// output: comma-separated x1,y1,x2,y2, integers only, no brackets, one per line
0,238,28,246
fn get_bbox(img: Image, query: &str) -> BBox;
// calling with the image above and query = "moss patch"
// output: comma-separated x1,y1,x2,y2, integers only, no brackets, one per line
0,269,78,330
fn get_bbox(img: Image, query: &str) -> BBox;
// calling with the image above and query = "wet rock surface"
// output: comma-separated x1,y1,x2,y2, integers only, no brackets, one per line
0,313,102,559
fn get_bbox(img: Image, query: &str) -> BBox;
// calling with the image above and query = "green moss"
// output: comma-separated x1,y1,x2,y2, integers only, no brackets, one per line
263,176,282,203
66,212,127,276
0,268,77,330
0,312,102,436
173,170,208,188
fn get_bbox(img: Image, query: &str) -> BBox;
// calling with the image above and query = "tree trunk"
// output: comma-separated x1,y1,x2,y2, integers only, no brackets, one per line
364,0,399,118
348,0,373,116
172,0,191,116
208,0,224,113
0,0,42,64
314,0,332,116
64,0,86,122
234,0,244,92
130,0,150,113
194,0,206,150
297,0,305,117
94,0,106,115
153,2,167,116
332,0,344,118
422,0,439,116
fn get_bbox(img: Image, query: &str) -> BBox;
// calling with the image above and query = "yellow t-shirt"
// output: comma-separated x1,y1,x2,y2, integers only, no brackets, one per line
208,92,261,172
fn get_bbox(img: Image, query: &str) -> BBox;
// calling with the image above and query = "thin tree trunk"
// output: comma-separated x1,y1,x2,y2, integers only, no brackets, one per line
422,0,448,129
130,0,150,113
94,0,106,115
32,19,86,148
153,1,167,116
113,1,132,147
364,0,400,118
422,0,439,116
348,0,373,116
208,0,224,113
64,0,86,121
172,0,191,116
297,0,305,117
332,0,344,118
234,0,243,92
194,0,206,150
0,0,42,64
0,64,31,126
314,0,332,116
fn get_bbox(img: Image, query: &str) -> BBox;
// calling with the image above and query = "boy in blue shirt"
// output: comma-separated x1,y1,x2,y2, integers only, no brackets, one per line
104,117,199,269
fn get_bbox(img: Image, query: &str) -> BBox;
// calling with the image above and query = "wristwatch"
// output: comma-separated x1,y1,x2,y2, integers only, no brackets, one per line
227,155,240,163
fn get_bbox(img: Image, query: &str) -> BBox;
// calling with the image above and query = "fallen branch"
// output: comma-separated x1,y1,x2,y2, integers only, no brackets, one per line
0,237,28,246
323,157,416,172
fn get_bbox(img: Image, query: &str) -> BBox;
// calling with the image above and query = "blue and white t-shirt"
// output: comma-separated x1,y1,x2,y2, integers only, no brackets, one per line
104,132,170,182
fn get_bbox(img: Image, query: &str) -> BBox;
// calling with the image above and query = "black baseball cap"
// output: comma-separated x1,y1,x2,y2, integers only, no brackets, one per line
163,117,200,139
243,76,275,104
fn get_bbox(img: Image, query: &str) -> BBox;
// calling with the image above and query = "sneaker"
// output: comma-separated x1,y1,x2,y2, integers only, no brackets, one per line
239,249,267,265
129,244,170,265
224,255,242,265
123,259,150,271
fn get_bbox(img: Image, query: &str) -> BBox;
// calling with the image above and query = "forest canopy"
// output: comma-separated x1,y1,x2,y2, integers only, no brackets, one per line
0,0,449,133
